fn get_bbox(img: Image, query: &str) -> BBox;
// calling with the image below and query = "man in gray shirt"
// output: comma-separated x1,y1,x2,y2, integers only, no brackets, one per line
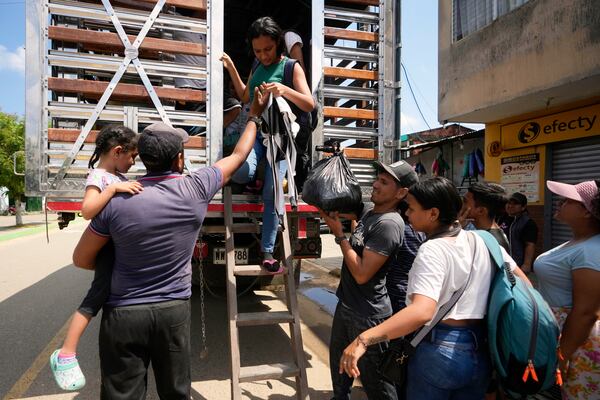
72,89,267,399
320,160,418,400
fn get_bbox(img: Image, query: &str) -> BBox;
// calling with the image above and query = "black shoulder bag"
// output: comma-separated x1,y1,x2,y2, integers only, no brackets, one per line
378,232,478,384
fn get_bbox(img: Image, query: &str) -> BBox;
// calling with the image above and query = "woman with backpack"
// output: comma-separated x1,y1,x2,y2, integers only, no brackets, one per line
220,16,314,273
337,177,530,400
534,180,600,400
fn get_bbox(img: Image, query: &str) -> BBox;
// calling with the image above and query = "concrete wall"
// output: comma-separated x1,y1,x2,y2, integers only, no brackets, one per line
438,0,600,123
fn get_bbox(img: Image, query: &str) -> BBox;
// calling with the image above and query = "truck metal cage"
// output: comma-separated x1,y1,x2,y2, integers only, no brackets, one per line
25,0,399,200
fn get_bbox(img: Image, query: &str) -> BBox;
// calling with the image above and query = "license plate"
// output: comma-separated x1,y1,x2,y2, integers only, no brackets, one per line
213,247,249,265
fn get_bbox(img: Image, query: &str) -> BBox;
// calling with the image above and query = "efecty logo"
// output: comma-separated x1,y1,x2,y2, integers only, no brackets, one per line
518,122,540,144
517,115,597,144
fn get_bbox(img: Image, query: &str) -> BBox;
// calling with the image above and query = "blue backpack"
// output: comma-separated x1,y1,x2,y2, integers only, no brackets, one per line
476,230,560,395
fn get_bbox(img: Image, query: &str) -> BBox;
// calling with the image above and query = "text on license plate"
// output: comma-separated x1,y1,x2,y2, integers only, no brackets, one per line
213,247,249,265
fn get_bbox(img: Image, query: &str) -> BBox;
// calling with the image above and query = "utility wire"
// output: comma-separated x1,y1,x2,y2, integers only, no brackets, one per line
401,62,432,131
402,62,437,116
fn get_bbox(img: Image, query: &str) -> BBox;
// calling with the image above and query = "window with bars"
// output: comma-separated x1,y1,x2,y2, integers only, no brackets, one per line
453,0,530,41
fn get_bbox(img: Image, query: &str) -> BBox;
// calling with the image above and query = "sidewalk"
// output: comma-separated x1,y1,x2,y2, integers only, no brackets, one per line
0,212,59,228
0,213,62,242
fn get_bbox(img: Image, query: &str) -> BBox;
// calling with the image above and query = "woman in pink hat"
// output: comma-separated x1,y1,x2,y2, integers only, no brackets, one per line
534,180,600,399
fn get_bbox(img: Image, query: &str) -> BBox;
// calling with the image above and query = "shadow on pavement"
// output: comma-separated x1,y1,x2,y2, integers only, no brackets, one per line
1,263,337,399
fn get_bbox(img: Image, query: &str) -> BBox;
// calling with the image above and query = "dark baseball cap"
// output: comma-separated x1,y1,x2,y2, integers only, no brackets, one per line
374,160,419,188
508,192,528,206
138,122,189,163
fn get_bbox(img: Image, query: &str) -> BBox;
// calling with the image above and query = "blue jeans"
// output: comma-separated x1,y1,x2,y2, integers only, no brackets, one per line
232,137,287,253
407,324,491,400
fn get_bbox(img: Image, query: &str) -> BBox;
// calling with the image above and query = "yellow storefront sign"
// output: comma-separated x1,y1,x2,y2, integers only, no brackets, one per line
501,103,600,149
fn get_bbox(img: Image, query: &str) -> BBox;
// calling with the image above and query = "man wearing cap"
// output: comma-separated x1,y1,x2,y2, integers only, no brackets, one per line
499,192,538,273
321,160,418,400
71,89,267,398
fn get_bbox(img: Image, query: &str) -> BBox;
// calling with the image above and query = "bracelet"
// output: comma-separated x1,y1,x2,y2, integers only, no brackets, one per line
247,115,262,129
334,235,347,245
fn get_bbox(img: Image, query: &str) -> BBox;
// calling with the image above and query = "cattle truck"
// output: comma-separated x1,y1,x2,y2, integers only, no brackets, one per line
25,0,401,288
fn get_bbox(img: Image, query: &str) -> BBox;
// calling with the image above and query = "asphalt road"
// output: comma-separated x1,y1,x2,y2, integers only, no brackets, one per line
0,218,367,399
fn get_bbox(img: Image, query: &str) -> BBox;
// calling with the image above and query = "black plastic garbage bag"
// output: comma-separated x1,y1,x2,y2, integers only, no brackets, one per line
301,153,362,213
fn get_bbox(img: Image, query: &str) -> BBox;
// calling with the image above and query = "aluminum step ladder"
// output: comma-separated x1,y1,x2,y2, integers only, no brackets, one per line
223,186,309,400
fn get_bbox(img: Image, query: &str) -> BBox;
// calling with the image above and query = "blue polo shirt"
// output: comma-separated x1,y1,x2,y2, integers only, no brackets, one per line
89,166,222,307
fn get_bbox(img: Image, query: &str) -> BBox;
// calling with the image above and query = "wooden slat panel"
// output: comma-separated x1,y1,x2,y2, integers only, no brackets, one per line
81,43,161,60
86,0,206,13
138,0,206,11
323,67,378,81
323,106,377,120
48,26,206,56
324,148,378,160
48,128,206,149
48,78,205,103
48,154,91,161
343,148,378,159
336,0,379,6
324,27,378,43
49,128,100,144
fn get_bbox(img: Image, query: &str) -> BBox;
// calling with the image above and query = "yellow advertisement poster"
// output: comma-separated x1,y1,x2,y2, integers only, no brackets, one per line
501,103,600,149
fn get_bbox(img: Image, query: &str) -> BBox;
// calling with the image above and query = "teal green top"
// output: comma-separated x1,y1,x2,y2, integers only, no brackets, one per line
249,56,287,101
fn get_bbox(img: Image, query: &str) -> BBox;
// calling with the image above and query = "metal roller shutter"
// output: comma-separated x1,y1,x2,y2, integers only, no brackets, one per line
550,136,600,247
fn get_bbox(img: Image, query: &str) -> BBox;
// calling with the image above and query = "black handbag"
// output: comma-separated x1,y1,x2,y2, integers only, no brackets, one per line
378,232,478,384
378,337,416,384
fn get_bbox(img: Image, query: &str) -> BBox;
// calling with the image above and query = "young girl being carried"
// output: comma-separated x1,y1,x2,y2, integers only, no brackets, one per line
49,125,142,391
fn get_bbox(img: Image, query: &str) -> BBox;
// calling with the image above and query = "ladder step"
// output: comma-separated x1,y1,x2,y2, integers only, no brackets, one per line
233,265,286,276
201,223,259,234
238,362,300,383
237,311,294,327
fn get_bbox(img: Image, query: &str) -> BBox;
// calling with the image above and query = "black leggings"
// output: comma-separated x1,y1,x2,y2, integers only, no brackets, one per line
78,241,114,317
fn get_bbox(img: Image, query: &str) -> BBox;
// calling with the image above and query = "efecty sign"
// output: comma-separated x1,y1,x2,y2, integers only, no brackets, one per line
501,103,599,149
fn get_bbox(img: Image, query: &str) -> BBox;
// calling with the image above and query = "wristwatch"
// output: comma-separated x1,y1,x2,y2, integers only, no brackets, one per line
334,235,348,245
247,115,262,130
